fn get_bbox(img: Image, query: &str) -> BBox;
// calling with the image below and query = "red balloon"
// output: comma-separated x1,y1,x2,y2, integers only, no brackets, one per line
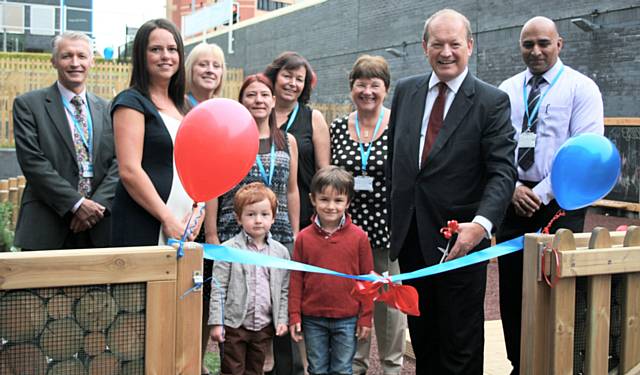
175,98,258,202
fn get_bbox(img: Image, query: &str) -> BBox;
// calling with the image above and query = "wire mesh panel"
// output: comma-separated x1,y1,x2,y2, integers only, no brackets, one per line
0,283,146,375
573,275,624,374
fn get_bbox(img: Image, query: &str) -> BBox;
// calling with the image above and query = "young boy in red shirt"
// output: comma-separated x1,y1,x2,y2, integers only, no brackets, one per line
288,165,374,374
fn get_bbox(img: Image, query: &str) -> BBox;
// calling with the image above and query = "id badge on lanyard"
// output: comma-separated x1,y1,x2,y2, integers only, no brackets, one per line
354,175,374,191
81,161,94,178
353,109,384,192
518,131,536,149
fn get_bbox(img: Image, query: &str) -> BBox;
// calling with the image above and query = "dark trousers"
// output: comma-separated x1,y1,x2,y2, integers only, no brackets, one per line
22,230,94,251
221,325,274,375
272,331,305,375
399,218,487,375
496,195,586,374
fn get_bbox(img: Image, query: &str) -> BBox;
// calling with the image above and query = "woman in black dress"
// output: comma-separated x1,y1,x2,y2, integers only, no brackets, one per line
111,19,202,246
264,52,330,231
262,51,329,375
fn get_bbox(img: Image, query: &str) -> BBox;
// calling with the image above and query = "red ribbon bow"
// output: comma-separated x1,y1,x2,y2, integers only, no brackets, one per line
351,278,420,316
440,219,459,239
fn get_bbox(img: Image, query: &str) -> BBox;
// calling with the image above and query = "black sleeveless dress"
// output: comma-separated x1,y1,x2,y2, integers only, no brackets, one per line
110,88,176,246
284,104,316,229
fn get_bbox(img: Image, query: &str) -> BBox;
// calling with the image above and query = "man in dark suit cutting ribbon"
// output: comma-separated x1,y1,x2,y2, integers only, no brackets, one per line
386,8,517,374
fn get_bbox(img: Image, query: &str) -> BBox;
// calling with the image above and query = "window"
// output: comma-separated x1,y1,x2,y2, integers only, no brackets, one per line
30,5,56,36
257,0,288,11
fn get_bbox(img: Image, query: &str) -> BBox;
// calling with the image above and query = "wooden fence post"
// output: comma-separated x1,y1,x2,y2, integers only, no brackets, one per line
585,227,613,374
549,229,577,375
0,179,7,202
174,242,203,375
521,233,553,374
7,178,17,230
621,226,640,373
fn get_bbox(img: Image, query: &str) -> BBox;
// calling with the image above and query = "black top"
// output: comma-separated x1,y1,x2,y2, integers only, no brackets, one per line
110,88,174,246
285,104,315,229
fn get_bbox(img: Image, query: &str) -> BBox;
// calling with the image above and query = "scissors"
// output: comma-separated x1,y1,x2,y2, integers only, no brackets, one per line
438,220,459,263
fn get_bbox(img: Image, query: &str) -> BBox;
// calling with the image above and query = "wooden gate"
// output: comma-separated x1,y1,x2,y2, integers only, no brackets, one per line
521,226,640,374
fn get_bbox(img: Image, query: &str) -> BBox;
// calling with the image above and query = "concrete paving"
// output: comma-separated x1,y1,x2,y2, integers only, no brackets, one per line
403,320,512,374
484,320,513,375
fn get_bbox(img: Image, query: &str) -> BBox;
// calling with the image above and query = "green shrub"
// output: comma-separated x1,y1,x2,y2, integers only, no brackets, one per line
0,201,15,251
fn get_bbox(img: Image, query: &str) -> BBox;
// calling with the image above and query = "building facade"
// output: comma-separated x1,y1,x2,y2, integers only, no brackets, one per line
167,0,295,33
189,0,640,117
1,0,92,52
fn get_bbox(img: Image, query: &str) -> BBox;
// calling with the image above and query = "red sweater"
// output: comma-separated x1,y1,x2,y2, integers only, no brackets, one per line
288,215,374,327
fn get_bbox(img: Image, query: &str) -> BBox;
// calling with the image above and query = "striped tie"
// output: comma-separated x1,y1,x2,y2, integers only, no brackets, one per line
518,75,544,171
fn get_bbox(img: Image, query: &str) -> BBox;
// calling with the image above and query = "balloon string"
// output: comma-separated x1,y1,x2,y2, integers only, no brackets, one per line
177,202,204,258
542,209,566,234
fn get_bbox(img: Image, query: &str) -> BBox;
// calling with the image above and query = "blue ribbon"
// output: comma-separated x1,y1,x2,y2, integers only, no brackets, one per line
284,102,300,132
169,235,524,282
522,65,564,131
255,140,276,187
355,108,384,173
187,93,199,107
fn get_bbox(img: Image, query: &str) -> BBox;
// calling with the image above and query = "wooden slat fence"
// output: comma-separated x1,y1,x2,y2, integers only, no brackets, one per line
0,52,244,146
521,226,640,374
313,103,352,124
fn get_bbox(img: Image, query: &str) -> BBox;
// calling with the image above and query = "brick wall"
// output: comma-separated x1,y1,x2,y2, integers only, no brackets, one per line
192,0,640,117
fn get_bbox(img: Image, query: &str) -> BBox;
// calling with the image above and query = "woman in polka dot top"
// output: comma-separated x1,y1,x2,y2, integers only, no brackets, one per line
329,54,407,375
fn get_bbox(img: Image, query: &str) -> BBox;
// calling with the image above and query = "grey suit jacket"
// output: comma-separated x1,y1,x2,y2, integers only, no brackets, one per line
386,72,517,264
13,82,118,249
208,232,290,328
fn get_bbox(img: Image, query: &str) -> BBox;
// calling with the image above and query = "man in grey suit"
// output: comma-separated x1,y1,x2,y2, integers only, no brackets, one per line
386,9,517,374
13,31,117,250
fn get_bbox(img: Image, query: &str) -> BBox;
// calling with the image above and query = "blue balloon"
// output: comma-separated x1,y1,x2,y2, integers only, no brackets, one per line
551,133,621,210
103,47,114,60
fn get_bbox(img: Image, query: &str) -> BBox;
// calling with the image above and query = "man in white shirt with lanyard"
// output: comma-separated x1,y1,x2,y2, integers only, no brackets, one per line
13,31,117,250
496,16,604,374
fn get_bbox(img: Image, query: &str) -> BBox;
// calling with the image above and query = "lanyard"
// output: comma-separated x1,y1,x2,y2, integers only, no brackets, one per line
522,65,564,131
255,140,276,186
62,96,93,155
354,108,384,173
187,93,199,107
284,102,299,132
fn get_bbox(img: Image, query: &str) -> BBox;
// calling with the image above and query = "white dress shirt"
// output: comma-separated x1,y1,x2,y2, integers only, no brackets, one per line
499,59,604,205
419,67,492,237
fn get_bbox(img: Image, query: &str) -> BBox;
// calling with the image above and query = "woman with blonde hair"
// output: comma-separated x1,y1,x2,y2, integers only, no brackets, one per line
185,41,226,375
185,42,225,106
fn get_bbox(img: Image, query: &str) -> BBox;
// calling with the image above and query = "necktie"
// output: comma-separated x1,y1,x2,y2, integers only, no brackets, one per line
518,75,545,171
70,95,92,197
421,82,448,167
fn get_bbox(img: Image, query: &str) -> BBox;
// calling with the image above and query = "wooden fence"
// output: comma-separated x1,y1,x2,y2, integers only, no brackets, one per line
0,241,204,374
313,103,353,124
521,226,640,374
0,52,245,146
